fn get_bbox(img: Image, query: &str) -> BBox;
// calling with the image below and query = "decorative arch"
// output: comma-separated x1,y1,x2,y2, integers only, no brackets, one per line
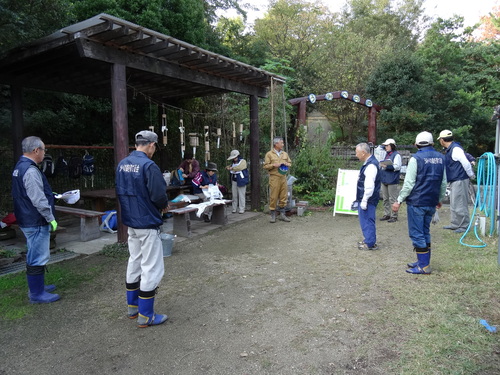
288,91,383,144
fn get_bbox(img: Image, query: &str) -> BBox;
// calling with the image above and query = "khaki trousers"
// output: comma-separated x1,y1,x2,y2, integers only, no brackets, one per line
269,174,287,211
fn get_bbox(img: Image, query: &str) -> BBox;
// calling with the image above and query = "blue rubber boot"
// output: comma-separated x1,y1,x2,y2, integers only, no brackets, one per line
126,281,140,319
28,284,56,299
26,266,60,304
407,244,430,268
406,248,431,274
45,284,56,292
137,289,168,328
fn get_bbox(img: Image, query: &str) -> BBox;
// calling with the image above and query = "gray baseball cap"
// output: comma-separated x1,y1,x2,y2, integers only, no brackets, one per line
135,130,158,143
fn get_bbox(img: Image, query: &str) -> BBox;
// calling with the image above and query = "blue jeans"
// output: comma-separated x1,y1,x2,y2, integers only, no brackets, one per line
407,205,435,249
358,203,377,247
20,225,51,266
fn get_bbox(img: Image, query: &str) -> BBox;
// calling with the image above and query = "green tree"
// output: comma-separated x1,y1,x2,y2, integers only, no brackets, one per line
365,16,498,153
72,0,209,46
253,0,332,93
0,0,71,52
365,52,431,144
307,0,426,143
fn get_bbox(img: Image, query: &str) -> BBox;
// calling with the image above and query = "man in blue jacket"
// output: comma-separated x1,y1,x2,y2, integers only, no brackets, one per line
392,132,447,274
355,143,381,251
12,136,60,303
379,138,401,223
116,130,169,328
438,130,475,233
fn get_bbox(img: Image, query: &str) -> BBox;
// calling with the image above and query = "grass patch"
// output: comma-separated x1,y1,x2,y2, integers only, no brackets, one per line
385,234,500,374
0,247,120,321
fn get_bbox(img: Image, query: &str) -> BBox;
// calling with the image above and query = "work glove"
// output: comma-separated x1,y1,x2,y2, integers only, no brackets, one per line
431,210,440,225
360,201,367,210
50,220,58,232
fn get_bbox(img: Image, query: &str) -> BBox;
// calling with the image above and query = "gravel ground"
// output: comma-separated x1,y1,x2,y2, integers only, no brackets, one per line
0,208,449,375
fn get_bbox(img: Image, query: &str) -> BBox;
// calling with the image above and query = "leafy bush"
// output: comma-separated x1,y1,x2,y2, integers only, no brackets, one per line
290,128,353,206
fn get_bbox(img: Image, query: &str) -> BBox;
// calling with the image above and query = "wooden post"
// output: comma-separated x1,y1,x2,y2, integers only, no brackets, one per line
111,63,129,243
368,107,377,144
10,85,24,161
249,95,260,210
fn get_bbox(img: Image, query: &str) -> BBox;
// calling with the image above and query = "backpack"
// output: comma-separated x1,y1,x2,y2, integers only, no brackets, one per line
54,154,69,177
41,154,56,178
68,156,82,179
82,153,95,176
170,169,182,186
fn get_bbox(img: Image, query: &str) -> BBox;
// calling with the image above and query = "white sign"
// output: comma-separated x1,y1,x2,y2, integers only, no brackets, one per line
333,169,359,216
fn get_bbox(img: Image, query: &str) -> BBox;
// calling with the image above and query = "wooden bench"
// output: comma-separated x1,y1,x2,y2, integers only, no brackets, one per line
55,205,105,242
168,199,232,238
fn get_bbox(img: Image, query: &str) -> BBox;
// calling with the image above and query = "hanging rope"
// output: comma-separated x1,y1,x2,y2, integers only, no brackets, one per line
280,80,288,153
459,152,497,247
270,77,274,149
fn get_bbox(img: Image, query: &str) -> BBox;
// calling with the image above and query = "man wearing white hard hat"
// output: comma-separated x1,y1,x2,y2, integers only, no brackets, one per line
392,132,447,274
438,130,475,233
226,150,249,214
379,138,402,223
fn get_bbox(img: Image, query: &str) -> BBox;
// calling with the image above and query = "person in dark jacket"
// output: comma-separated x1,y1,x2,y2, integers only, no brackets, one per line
12,136,60,304
116,130,169,328
379,138,401,223
192,162,219,222
392,132,447,274
178,152,200,193
438,130,475,233
355,143,381,251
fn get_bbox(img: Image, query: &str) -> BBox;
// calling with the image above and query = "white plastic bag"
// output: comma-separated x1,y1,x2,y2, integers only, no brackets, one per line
202,184,223,201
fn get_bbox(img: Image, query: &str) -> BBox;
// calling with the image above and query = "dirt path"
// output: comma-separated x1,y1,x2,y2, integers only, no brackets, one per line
0,209,446,374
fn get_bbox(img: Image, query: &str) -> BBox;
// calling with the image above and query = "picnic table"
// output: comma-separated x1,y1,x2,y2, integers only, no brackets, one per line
80,185,192,212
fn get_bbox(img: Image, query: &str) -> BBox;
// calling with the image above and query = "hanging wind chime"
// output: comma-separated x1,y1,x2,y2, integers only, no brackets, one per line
232,122,236,147
239,123,244,142
179,119,185,159
161,106,168,146
216,128,221,149
189,132,199,158
204,125,210,165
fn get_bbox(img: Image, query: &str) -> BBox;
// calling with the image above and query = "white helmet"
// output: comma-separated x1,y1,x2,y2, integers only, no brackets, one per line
415,131,433,146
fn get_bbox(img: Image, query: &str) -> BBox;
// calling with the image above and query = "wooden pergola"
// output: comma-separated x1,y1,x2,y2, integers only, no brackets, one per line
0,14,285,242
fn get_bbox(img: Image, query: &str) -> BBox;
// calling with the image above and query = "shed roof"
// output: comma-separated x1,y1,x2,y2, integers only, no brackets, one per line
0,13,285,100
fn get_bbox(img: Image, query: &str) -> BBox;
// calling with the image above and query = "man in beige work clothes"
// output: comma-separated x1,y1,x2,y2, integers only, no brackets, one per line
263,137,292,223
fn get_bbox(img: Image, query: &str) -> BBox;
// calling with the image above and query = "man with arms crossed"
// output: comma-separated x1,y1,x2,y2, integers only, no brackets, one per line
116,130,169,328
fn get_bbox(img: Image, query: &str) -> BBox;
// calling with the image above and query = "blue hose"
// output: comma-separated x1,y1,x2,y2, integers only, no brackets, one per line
460,152,497,247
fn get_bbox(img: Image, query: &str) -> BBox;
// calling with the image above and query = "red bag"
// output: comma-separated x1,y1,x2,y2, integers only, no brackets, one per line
1,213,17,226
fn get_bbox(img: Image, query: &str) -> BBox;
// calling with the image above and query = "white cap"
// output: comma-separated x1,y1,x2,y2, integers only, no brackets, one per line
437,129,453,140
382,138,396,146
227,150,240,160
415,131,433,146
